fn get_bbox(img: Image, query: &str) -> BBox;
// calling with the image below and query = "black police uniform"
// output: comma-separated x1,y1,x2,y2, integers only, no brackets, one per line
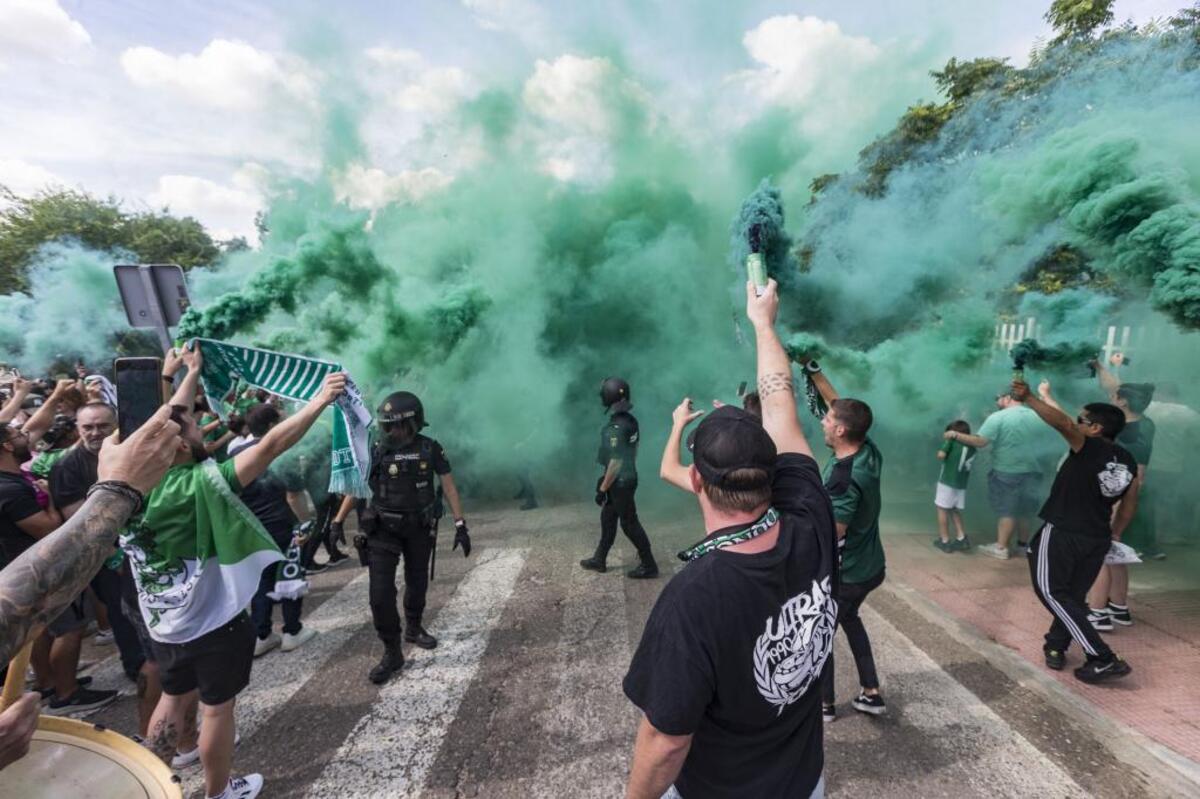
590,410,657,572
363,434,450,646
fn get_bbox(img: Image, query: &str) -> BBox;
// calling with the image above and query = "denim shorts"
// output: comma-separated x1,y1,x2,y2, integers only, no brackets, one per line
987,471,1042,517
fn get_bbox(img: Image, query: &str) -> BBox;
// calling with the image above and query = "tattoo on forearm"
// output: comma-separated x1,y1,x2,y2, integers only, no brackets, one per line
758,372,794,400
0,492,135,664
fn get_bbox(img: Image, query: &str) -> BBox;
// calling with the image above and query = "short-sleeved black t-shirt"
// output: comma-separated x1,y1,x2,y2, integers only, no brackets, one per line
0,471,43,567
49,445,99,509
597,411,639,482
1117,417,1155,467
623,453,838,798
1039,436,1137,538
228,438,298,539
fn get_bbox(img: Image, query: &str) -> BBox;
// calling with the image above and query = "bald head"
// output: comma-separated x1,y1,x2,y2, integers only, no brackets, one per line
77,403,116,453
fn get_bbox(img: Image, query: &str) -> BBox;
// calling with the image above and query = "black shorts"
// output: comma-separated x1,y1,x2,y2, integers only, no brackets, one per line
150,613,255,705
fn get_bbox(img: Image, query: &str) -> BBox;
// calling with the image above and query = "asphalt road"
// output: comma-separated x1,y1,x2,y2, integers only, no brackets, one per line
72,499,1182,798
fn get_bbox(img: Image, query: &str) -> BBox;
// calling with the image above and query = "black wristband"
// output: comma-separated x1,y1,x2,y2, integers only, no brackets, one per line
87,480,145,515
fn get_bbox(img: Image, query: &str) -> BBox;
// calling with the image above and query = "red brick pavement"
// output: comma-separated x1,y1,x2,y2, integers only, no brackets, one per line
883,529,1200,764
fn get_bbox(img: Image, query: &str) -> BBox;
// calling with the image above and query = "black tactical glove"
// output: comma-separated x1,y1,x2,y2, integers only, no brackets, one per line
595,476,609,507
331,521,346,546
453,519,471,557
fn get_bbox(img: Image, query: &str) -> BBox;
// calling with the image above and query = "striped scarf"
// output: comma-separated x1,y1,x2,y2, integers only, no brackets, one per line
192,338,372,498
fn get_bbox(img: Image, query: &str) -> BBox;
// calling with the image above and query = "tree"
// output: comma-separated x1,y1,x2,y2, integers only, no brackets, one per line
1045,0,1116,41
931,57,1012,104
0,187,219,293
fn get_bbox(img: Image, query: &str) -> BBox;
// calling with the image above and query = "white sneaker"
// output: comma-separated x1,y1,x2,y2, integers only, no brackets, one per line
214,774,263,799
94,629,115,646
171,745,200,769
172,733,241,769
281,627,318,652
977,543,1010,560
253,633,281,657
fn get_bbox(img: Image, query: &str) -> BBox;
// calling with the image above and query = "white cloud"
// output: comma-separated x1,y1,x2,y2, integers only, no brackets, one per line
735,16,884,110
521,54,652,183
333,164,452,210
0,0,91,64
0,158,66,197
365,47,474,116
147,165,267,242
461,0,549,42
120,39,317,110
725,15,935,170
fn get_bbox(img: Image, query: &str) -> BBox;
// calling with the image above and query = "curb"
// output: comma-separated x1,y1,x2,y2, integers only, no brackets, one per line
879,578,1200,799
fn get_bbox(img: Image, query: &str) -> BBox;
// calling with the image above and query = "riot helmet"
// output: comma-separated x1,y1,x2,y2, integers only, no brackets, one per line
377,391,426,429
600,377,631,412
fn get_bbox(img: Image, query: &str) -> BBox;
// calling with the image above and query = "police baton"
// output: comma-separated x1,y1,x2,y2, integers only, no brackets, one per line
429,486,444,582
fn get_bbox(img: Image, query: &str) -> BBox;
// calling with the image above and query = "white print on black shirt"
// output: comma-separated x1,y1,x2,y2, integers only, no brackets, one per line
1098,459,1133,498
753,577,837,714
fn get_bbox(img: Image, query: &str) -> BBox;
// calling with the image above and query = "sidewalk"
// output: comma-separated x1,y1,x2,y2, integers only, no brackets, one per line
883,526,1200,767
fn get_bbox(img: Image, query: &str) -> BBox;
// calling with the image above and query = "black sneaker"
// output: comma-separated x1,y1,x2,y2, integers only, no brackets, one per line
952,536,971,552
1106,604,1133,626
1044,648,1066,671
404,626,438,650
822,704,836,723
46,686,118,716
520,498,539,510
933,539,953,552
38,675,93,703
851,691,886,715
626,563,659,579
1088,610,1113,632
306,560,330,575
580,557,607,573
1074,656,1131,684
326,552,350,567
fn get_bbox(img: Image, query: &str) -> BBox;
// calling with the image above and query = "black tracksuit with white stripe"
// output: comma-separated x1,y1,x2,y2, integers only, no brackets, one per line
1027,436,1137,660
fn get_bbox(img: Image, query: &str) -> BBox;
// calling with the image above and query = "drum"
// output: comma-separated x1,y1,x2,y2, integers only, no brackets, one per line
0,639,182,798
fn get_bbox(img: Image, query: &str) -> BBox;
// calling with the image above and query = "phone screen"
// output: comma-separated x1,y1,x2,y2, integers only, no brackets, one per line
115,357,163,440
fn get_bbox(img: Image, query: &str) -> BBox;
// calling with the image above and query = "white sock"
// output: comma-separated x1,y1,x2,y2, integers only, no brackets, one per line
206,781,231,799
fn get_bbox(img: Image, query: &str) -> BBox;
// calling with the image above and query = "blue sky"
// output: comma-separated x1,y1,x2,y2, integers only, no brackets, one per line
0,0,1185,241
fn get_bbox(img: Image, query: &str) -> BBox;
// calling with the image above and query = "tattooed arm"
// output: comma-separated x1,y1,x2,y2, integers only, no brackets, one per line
0,491,135,664
746,280,813,457
0,405,180,664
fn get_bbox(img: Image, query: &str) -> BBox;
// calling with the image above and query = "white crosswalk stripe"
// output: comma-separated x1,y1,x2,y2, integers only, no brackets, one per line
304,548,527,799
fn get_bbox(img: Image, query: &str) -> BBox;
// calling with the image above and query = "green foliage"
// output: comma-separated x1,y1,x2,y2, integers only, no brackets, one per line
807,173,838,204
0,186,219,293
931,57,1013,104
857,101,955,197
1045,0,1116,41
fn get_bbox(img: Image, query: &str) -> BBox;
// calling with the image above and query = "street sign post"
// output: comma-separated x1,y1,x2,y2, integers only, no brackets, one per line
113,264,191,354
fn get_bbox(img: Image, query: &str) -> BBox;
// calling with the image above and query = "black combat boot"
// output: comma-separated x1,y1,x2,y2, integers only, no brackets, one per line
580,556,607,573
627,560,659,579
368,642,404,684
404,624,438,650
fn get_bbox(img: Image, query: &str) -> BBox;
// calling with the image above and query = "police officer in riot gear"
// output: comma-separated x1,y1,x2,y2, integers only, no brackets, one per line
580,377,659,579
337,391,470,684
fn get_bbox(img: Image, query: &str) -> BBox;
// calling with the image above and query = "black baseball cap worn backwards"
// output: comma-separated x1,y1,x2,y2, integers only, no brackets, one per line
689,405,777,489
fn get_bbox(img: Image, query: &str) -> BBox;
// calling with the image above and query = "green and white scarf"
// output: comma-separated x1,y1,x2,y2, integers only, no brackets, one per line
192,338,373,498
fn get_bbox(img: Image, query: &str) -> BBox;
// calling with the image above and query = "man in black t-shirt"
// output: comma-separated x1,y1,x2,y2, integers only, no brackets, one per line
231,404,318,657
1013,380,1138,684
623,280,836,799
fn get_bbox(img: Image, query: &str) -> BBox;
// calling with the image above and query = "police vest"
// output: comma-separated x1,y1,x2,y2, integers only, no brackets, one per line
369,438,437,513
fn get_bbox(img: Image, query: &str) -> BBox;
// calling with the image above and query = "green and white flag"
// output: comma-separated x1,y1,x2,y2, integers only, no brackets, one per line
122,458,286,643
191,338,373,498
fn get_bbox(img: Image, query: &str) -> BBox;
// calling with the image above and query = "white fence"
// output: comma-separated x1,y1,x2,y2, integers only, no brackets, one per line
994,317,1139,364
